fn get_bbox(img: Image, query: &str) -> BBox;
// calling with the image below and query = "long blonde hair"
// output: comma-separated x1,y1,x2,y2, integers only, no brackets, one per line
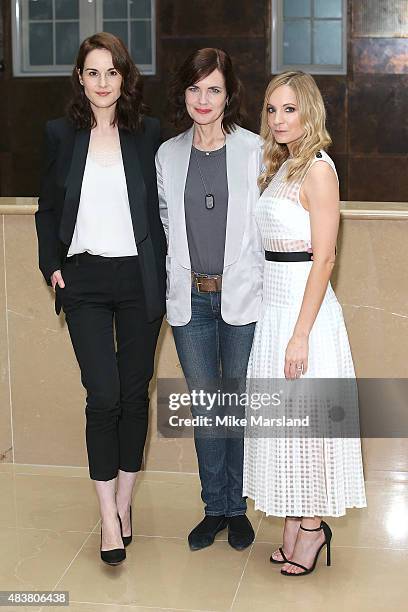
258,71,331,191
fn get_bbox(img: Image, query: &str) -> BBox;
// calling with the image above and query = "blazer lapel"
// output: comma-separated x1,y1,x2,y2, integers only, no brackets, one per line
119,128,148,244
171,127,193,268
60,128,90,245
223,128,248,267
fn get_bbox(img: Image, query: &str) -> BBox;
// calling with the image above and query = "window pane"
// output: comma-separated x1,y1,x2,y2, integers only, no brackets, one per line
130,21,151,65
130,0,152,19
29,0,53,20
314,0,342,19
55,0,79,20
29,22,53,64
283,20,311,64
103,0,128,19
283,0,311,18
314,20,342,64
56,22,79,65
103,21,129,46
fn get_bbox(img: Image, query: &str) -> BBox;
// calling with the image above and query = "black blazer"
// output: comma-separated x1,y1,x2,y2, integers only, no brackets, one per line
35,116,166,322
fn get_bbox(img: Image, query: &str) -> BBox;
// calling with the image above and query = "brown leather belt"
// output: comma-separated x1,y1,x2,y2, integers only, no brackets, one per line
191,271,222,292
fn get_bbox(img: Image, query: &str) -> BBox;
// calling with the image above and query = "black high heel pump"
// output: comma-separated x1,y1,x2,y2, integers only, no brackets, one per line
119,506,133,547
100,515,126,565
280,521,332,577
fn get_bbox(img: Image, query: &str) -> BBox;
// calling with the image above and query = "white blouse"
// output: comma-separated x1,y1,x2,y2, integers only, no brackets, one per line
68,147,138,257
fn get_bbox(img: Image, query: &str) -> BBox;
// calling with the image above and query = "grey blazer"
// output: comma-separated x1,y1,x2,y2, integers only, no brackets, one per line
156,125,264,326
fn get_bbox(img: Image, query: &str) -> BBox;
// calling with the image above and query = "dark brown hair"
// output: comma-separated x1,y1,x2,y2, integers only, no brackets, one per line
168,48,245,133
67,32,146,131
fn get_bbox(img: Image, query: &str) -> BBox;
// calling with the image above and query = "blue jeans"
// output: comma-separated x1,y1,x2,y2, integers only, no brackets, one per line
172,285,255,516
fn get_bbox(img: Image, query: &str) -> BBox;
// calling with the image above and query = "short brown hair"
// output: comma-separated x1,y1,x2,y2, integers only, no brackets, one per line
168,48,245,134
67,32,146,131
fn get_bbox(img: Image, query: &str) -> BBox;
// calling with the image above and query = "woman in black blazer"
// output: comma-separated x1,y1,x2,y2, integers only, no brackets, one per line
35,33,166,565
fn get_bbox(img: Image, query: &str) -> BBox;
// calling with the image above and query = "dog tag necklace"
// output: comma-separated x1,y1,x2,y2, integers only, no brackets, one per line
193,147,222,210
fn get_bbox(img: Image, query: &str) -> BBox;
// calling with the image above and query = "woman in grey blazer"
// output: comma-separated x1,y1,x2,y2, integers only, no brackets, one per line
156,48,263,552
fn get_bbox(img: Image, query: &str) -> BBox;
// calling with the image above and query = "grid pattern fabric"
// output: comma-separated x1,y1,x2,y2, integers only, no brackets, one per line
243,152,367,517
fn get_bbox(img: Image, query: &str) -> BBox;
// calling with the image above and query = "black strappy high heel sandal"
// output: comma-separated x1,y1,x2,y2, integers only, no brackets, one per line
270,546,289,564
270,517,302,564
119,506,133,547
280,521,332,577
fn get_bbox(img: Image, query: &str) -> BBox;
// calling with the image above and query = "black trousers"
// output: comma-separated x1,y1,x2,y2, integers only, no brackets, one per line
59,254,162,481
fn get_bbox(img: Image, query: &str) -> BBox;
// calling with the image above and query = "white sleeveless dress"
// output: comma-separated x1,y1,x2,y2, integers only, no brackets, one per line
242,151,367,517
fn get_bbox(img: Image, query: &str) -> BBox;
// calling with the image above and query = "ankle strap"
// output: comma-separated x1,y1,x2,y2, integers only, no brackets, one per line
300,522,322,532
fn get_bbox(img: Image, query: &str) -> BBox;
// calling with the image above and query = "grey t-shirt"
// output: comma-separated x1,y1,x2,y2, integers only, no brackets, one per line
184,145,229,275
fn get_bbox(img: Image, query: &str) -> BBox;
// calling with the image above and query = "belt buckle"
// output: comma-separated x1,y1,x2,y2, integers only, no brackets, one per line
197,274,210,293
192,272,221,293
193,272,209,293
192,272,201,293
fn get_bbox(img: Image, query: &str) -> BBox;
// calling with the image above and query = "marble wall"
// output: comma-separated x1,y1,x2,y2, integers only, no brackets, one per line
0,217,12,463
0,211,199,472
1,207,408,480
332,217,408,480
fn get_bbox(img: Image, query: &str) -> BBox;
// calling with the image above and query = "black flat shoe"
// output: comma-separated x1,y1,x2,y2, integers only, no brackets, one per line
100,516,126,565
188,515,228,551
119,506,133,547
227,515,255,550
281,521,332,577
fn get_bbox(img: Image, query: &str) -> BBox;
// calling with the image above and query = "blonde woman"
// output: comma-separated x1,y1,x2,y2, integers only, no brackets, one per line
243,71,366,576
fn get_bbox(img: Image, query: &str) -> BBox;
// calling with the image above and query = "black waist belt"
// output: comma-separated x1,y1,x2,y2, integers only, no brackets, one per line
265,251,313,262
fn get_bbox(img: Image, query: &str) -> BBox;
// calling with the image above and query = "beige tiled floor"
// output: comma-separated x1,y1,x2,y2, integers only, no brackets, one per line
0,464,407,612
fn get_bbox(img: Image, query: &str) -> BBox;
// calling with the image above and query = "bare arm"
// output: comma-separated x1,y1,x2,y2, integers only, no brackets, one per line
284,161,339,379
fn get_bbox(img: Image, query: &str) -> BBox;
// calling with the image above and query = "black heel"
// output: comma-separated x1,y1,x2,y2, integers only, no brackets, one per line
281,520,332,577
322,521,332,566
119,506,133,547
100,516,126,565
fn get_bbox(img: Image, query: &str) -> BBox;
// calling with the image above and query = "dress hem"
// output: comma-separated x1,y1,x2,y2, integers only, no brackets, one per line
245,497,367,518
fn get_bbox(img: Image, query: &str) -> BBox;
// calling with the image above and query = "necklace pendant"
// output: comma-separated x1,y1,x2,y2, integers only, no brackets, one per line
205,194,215,210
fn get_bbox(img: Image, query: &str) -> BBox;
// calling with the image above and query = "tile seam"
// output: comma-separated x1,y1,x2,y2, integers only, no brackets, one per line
49,518,102,597
8,465,199,477
69,600,217,611
252,540,408,551
229,515,264,610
